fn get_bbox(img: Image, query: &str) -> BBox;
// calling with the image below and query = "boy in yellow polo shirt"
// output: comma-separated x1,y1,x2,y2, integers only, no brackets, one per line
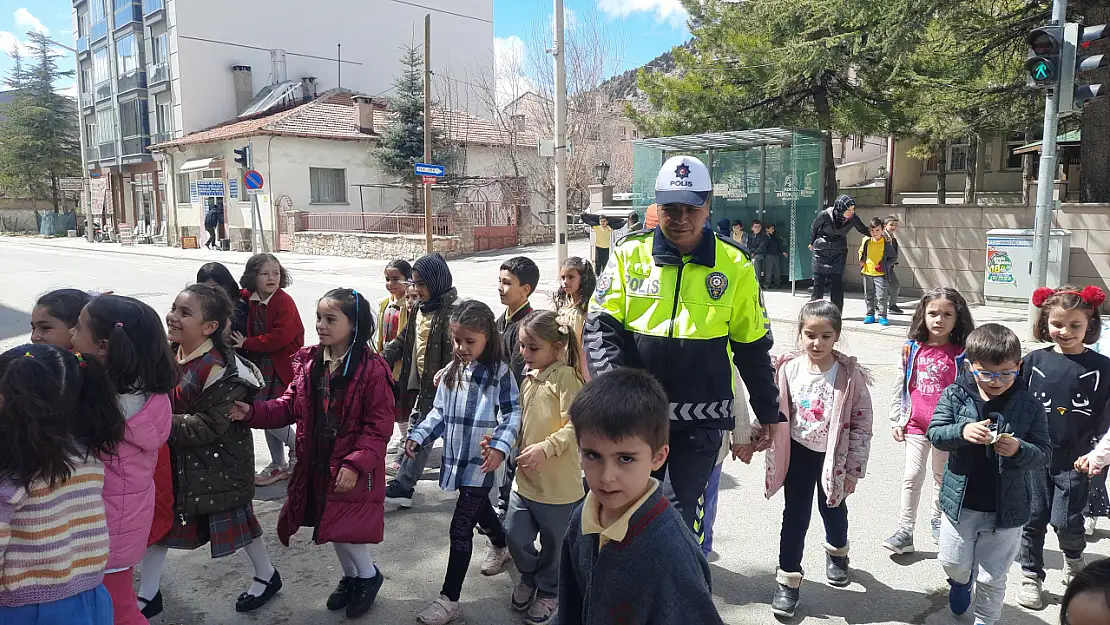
858,217,894,326
558,369,724,625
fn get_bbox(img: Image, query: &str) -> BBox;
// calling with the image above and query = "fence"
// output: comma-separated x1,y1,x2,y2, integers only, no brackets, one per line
299,212,454,236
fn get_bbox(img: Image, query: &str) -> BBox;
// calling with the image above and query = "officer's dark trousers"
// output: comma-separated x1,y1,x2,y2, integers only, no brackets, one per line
651,427,723,547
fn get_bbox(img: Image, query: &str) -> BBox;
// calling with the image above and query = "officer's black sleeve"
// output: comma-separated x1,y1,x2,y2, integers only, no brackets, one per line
732,335,784,425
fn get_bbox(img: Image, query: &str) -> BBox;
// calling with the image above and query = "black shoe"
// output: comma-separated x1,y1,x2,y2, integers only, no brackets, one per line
327,576,356,611
346,570,385,619
826,554,850,587
771,583,800,618
235,569,282,613
889,305,904,315
139,591,163,619
385,481,414,508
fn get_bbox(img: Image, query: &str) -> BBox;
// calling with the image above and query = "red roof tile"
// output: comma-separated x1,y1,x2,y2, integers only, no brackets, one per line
153,89,536,150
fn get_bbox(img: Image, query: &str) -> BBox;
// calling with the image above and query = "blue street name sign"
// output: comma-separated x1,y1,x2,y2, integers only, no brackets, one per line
414,163,445,177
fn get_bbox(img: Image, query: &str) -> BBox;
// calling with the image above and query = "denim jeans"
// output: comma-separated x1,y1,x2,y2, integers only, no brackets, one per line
863,275,889,317
1019,466,1088,580
779,439,849,573
939,510,1022,625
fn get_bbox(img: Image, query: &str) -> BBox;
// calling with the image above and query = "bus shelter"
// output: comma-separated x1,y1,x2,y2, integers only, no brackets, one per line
632,128,826,288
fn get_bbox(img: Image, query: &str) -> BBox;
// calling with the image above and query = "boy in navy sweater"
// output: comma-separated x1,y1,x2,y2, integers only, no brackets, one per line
557,369,724,625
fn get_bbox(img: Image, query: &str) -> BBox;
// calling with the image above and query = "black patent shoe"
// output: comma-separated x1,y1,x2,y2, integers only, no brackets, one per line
235,569,282,613
826,554,850,587
327,576,356,611
139,591,163,618
346,569,385,619
771,583,800,618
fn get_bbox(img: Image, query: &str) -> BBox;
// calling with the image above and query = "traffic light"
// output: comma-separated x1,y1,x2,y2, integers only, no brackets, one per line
1060,23,1108,112
233,145,250,168
1026,25,1064,88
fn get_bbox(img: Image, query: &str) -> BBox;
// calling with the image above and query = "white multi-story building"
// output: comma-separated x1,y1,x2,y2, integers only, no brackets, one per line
72,0,492,235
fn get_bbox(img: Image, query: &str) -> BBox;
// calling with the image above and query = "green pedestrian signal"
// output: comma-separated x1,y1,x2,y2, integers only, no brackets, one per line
1026,25,1063,89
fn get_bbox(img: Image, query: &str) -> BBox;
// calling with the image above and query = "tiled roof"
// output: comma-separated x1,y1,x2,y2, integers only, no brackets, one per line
152,89,536,150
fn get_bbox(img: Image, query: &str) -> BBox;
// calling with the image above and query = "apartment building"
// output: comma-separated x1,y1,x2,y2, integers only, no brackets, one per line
72,0,493,236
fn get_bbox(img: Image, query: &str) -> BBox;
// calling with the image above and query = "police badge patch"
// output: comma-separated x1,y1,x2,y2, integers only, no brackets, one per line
597,273,613,298
706,272,728,300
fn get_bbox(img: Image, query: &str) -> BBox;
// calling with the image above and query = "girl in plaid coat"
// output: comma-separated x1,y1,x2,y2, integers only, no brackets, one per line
404,300,522,625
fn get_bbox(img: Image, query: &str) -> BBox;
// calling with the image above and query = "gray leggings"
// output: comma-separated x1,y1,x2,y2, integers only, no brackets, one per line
265,427,296,466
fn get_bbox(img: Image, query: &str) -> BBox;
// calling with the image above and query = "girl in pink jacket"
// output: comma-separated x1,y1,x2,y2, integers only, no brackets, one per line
71,295,180,625
760,301,873,619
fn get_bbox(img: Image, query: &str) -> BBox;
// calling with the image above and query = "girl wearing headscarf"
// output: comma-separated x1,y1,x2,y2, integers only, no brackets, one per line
380,253,461,509
809,195,868,312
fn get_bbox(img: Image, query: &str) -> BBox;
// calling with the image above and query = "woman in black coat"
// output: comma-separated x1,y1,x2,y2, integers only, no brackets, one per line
203,200,225,249
809,194,868,312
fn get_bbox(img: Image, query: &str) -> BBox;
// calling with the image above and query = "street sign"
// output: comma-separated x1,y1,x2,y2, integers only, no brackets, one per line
422,176,438,185
228,178,238,199
244,169,265,190
195,180,225,197
414,163,445,177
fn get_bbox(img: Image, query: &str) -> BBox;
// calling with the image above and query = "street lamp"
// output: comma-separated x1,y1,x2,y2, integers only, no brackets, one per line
594,161,610,184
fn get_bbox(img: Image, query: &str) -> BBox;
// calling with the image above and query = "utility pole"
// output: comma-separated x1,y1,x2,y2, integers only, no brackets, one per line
1026,0,1068,339
553,0,568,270
424,13,434,254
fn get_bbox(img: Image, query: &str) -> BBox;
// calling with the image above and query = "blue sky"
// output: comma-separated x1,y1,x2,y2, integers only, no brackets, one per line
0,3,77,94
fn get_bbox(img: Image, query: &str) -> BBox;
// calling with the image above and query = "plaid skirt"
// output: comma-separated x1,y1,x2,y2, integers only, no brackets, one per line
249,353,286,402
159,504,263,558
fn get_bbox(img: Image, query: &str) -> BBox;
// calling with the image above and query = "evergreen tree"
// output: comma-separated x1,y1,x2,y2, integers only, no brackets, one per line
0,33,80,212
373,44,452,212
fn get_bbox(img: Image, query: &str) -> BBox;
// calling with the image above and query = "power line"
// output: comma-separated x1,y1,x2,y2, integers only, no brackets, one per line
384,0,492,24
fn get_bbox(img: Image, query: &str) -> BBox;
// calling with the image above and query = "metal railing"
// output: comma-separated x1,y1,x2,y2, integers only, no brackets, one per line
85,146,99,163
299,212,455,236
148,63,169,85
152,131,173,145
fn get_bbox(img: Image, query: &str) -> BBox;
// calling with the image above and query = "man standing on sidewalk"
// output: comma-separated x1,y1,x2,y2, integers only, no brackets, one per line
584,155,783,546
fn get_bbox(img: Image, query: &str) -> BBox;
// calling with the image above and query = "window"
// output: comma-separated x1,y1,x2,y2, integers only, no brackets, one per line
1005,132,1025,170
81,68,93,94
155,102,172,135
77,13,89,38
176,173,190,204
151,33,168,66
91,0,106,23
95,108,114,145
118,99,149,138
310,168,347,203
949,139,969,172
116,34,140,77
92,47,111,85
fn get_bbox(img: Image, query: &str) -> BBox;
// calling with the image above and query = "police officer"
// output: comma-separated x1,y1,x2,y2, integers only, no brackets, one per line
584,155,783,544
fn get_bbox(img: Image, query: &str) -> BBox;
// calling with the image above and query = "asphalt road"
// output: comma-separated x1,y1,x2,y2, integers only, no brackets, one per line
0,237,1102,624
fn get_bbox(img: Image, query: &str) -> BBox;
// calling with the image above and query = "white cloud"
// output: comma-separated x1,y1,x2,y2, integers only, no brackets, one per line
14,8,48,36
0,31,34,58
59,82,78,99
597,0,687,26
494,35,533,106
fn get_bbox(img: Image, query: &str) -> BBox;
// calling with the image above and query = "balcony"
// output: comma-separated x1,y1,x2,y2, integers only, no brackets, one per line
84,146,99,163
114,2,142,30
117,71,147,94
98,142,117,161
148,63,169,86
121,136,151,157
77,37,89,55
94,80,112,103
80,92,94,110
152,130,173,145
142,0,165,22
90,20,107,43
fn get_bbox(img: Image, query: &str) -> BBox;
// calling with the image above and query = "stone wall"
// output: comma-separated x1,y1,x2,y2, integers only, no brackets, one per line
846,202,1109,304
292,231,462,260
0,208,38,233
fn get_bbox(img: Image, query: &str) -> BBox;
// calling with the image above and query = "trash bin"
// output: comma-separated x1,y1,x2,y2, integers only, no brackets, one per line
220,238,231,251
984,228,1071,303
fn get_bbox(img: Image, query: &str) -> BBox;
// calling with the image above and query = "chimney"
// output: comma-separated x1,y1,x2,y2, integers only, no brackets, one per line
300,77,317,103
270,49,287,83
231,65,253,114
352,95,374,134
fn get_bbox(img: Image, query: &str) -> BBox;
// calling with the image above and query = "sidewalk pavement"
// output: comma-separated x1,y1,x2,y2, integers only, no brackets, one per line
2,234,1040,343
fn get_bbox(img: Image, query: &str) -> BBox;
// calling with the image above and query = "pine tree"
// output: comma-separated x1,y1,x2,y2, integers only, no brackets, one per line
0,32,80,212
373,44,452,212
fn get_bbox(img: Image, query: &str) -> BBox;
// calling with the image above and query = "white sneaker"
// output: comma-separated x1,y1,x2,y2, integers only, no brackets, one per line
416,595,460,625
1086,516,1097,536
480,545,511,576
255,463,290,486
1064,556,1086,586
1017,577,1043,610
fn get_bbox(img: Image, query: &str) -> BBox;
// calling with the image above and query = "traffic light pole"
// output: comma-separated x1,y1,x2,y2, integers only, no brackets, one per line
1027,0,1068,340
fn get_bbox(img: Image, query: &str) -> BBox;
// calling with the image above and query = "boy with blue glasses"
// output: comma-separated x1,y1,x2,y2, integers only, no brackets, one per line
927,323,1051,625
